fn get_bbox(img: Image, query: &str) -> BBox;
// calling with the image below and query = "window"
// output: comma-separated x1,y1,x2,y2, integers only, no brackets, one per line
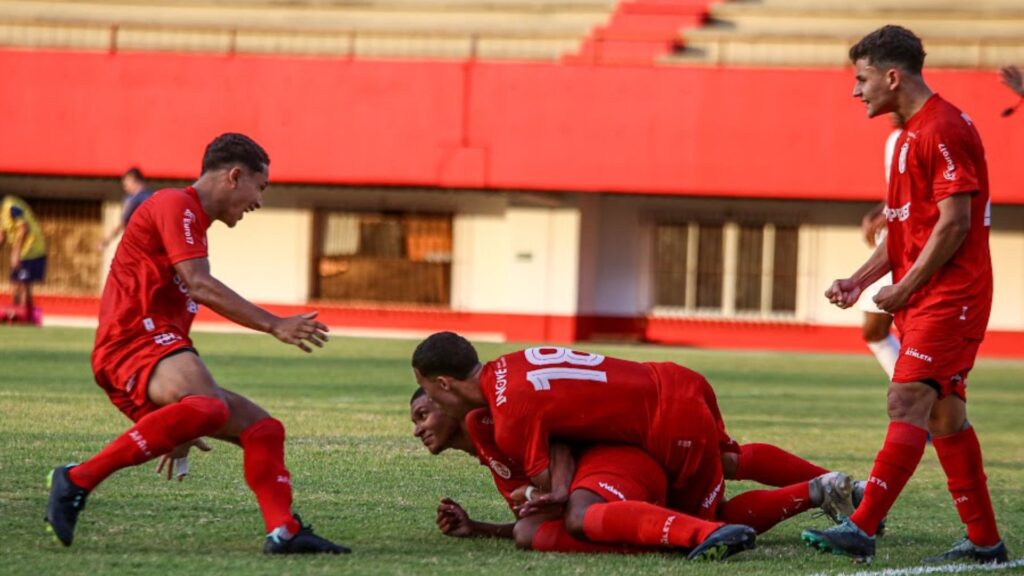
653,221,799,317
313,211,452,305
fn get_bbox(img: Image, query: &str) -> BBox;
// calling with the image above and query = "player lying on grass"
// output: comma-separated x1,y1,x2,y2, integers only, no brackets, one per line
44,133,348,555
410,387,856,559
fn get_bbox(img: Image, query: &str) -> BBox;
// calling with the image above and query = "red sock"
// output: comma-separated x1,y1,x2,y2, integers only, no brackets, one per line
70,395,229,491
932,427,1002,546
241,418,299,534
717,483,813,533
734,443,829,486
531,520,633,553
850,421,928,536
582,501,722,549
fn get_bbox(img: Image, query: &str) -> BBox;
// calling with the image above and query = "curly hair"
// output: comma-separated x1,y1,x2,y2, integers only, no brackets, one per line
849,25,926,75
201,133,270,175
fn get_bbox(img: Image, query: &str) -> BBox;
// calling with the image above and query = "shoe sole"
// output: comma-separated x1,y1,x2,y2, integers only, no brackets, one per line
802,532,873,564
690,536,756,562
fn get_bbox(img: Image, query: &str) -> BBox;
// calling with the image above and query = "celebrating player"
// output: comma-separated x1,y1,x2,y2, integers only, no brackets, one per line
44,133,349,555
807,26,1008,564
412,332,857,560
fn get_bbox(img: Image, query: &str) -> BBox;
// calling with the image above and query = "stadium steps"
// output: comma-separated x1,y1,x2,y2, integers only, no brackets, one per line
0,0,616,60
661,0,1024,68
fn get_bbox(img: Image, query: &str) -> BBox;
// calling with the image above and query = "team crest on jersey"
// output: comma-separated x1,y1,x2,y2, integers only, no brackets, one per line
898,141,909,174
488,457,512,479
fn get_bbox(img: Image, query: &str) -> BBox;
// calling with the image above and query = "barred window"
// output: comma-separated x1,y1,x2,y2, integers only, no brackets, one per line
654,221,799,317
313,211,452,305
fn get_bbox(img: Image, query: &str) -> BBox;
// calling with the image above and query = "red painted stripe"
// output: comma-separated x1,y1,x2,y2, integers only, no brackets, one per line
22,294,1024,358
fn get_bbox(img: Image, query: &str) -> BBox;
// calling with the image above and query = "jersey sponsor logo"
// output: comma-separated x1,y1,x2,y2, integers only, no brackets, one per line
153,332,183,346
599,481,626,501
905,347,933,363
898,141,909,174
884,202,911,222
183,209,196,245
487,458,512,479
143,317,155,332
494,357,509,407
701,479,723,510
938,143,957,181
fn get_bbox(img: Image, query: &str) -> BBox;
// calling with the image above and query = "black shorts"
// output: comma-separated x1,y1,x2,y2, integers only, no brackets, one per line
12,257,46,283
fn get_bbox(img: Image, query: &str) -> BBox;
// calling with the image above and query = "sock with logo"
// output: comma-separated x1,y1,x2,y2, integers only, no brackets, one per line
849,421,928,536
733,443,829,486
241,417,300,534
866,334,900,379
69,395,229,491
716,483,813,533
531,519,633,553
582,501,722,549
932,426,1002,547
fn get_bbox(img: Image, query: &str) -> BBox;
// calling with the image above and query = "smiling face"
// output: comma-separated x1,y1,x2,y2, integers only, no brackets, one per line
223,164,268,228
852,57,898,119
410,394,461,455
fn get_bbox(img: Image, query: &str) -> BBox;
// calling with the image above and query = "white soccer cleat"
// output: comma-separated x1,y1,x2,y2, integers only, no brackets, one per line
810,471,855,524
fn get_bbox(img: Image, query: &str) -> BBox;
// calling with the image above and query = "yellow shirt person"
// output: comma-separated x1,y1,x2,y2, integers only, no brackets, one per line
1,195,47,324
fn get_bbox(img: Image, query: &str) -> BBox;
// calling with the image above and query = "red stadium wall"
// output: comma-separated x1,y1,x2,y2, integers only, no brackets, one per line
2,49,1023,203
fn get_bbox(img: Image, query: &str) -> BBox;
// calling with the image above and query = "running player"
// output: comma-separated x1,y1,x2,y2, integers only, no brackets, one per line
44,133,349,555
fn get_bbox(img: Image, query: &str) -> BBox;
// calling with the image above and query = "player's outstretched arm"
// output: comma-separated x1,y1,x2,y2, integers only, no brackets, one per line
436,498,514,538
173,257,329,352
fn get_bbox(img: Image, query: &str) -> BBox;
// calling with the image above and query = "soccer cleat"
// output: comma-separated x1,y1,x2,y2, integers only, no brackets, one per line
810,471,855,524
686,524,756,561
924,536,1008,565
45,465,89,547
263,515,351,555
802,517,875,563
852,480,886,536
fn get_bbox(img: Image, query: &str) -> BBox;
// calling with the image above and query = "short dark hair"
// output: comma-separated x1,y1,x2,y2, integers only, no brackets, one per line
410,386,427,405
201,133,270,175
849,25,925,76
123,167,145,181
412,332,479,380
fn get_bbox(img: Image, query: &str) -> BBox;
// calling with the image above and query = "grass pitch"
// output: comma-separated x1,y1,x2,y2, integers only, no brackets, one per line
1,326,1020,575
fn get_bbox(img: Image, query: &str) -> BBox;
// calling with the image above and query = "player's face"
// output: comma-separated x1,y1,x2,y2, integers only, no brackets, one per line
414,368,470,420
225,164,268,228
410,395,460,455
852,58,896,119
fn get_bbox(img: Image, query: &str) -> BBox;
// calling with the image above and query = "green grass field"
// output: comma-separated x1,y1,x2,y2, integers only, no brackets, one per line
1,326,1020,575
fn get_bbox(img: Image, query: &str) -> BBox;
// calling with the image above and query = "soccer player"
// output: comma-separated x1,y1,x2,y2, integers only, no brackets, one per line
411,387,858,556
98,167,155,252
412,332,857,560
44,133,350,555
0,194,47,324
805,26,1007,564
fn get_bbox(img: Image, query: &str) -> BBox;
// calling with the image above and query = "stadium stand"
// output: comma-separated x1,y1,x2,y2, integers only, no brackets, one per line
0,0,618,60
665,0,1024,67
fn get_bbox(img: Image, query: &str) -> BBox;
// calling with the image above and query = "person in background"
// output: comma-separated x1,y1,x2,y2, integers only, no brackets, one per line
98,167,154,252
0,194,47,325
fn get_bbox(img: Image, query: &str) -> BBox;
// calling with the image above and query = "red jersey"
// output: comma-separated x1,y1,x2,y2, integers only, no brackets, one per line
464,409,529,510
480,347,711,480
886,94,992,338
93,187,211,357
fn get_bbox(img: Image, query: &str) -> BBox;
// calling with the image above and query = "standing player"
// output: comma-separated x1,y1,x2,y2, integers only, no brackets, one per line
44,133,350,555
98,167,154,252
804,26,1007,564
412,387,858,555
0,194,47,324
412,332,857,561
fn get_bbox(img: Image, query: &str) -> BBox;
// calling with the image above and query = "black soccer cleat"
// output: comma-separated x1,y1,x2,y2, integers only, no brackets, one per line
45,464,89,547
687,524,757,561
802,517,875,564
924,536,1008,565
263,515,351,555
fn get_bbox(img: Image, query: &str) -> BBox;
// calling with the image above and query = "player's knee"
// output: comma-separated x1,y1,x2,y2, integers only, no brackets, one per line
885,385,933,424
513,519,538,550
721,451,739,479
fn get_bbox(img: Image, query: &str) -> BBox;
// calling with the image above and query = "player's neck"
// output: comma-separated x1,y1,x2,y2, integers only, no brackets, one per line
190,176,221,221
451,432,476,455
895,79,933,125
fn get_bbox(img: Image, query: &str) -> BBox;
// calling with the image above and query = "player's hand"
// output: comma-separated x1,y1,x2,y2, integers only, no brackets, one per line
1001,65,1024,98
514,488,567,518
155,438,211,481
872,283,911,314
270,311,329,353
825,278,862,309
436,498,476,537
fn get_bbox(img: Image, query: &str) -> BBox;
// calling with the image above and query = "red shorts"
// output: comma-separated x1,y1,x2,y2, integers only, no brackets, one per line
892,329,981,400
91,330,195,422
571,445,668,506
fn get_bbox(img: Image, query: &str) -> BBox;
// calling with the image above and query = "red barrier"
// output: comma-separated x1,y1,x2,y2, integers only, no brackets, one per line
2,50,1022,203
